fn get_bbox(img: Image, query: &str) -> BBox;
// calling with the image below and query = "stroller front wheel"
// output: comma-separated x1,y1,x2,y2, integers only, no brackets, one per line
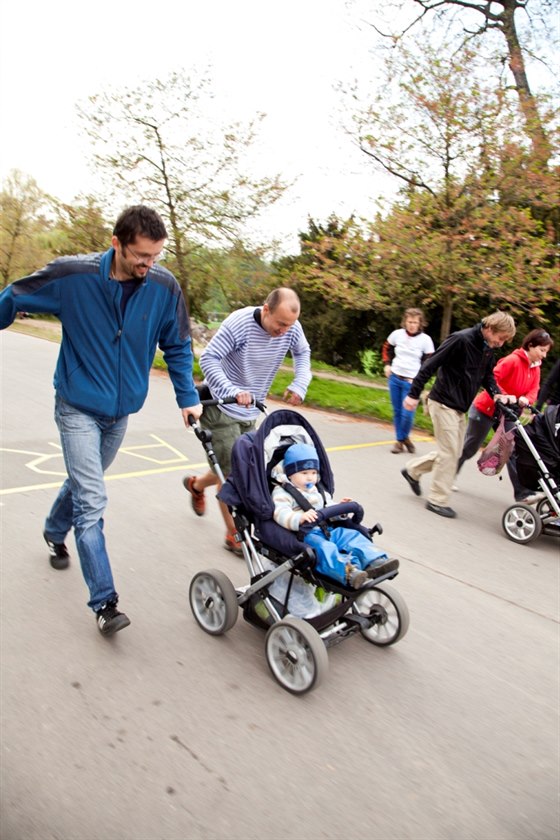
265,617,328,695
502,504,543,545
189,569,239,635
353,583,410,646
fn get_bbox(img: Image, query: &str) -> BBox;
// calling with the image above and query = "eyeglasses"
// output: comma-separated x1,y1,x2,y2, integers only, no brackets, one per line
124,244,164,265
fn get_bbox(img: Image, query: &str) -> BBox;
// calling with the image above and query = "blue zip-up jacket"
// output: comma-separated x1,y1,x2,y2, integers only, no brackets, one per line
0,248,200,417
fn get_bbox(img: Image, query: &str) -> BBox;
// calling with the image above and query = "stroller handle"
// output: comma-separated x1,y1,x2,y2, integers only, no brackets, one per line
496,400,539,422
186,395,267,428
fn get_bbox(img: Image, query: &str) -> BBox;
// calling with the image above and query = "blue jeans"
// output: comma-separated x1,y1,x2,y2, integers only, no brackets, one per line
44,396,128,612
388,374,416,441
304,526,388,585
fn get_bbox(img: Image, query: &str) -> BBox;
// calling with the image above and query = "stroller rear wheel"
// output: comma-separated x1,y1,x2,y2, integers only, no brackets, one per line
265,617,328,695
189,569,238,635
352,583,410,646
502,504,543,545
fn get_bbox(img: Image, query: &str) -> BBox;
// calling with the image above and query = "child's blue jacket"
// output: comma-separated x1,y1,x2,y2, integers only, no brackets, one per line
0,248,199,417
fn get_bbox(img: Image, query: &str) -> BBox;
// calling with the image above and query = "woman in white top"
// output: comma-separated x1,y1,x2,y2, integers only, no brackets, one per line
382,308,435,453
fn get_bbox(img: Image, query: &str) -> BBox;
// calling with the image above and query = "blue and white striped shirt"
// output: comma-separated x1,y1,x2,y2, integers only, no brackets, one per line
200,306,312,420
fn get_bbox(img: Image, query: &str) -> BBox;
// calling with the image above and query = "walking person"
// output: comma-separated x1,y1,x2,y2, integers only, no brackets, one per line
183,288,312,553
536,357,560,410
382,308,435,453
400,312,516,518
0,205,203,635
456,329,553,502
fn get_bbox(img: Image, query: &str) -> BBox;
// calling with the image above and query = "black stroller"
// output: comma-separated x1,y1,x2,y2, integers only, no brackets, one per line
188,405,409,695
500,403,560,545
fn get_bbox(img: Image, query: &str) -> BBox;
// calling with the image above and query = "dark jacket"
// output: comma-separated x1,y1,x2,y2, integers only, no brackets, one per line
537,358,560,410
408,323,499,413
0,249,199,417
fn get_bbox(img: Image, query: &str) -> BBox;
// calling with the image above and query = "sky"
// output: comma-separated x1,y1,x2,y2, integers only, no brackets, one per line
0,0,400,253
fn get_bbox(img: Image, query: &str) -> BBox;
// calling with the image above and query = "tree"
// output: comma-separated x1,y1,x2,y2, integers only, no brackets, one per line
0,170,54,287
346,42,558,337
77,70,287,314
48,196,112,256
371,0,557,167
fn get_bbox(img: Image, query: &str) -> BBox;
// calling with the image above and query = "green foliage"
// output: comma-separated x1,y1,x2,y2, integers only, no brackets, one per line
268,371,434,432
359,349,384,378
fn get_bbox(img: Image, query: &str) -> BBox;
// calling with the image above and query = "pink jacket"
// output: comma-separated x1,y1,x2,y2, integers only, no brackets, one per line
474,348,542,417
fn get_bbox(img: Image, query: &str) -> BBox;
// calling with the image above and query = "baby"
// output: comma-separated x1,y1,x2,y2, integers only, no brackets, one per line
272,443,399,588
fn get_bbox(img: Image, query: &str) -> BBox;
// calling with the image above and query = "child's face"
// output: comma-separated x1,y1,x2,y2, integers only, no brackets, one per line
290,468,318,490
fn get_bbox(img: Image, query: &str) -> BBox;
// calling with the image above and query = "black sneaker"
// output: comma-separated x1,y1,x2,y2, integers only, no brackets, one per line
96,602,131,636
401,468,421,496
43,531,70,570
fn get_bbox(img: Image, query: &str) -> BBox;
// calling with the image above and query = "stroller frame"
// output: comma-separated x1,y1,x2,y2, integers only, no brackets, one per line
187,401,409,695
498,403,560,545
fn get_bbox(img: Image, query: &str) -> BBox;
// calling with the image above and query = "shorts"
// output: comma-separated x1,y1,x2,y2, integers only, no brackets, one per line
200,403,256,476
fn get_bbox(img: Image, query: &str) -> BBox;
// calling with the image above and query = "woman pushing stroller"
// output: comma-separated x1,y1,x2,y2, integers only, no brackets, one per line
272,443,399,588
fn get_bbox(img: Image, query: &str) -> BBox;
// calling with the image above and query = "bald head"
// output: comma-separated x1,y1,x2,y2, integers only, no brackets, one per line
261,288,301,337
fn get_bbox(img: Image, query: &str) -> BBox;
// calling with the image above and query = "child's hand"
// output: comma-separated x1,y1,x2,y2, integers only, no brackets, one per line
339,496,352,503
300,509,318,523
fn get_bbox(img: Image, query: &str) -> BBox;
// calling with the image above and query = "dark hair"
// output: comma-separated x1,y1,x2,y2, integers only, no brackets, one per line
113,205,167,247
522,329,554,351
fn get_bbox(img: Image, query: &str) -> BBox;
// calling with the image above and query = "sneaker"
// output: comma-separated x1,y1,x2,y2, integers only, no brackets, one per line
401,468,421,496
403,438,416,454
518,492,545,505
224,532,243,556
391,441,404,454
96,601,131,636
366,558,400,579
43,531,70,570
347,567,368,589
183,476,206,516
452,484,459,492
426,501,456,518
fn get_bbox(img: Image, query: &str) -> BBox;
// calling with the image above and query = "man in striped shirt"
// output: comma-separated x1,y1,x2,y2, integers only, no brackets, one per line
183,288,312,553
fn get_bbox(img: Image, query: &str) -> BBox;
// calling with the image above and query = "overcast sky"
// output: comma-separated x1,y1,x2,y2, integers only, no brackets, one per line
0,0,401,252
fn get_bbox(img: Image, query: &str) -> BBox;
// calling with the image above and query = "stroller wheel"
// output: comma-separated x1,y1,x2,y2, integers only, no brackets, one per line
352,583,410,646
265,617,328,695
502,504,543,545
189,569,238,635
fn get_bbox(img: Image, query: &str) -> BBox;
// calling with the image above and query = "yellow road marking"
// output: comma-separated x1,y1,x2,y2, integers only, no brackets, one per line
1,436,433,496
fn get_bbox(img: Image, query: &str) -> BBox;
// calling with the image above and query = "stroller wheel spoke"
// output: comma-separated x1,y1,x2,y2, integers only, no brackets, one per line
353,584,410,646
502,504,543,545
189,570,238,635
265,617,328,694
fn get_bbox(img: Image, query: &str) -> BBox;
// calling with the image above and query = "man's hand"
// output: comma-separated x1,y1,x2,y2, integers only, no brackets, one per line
235,391,253,407
403,395,419,411
283,389,302,406
494,394,517,405
182,403,203,426
299,509,318,523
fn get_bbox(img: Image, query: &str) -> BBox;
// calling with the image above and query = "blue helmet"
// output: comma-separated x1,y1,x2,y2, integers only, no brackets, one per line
283,443,320,477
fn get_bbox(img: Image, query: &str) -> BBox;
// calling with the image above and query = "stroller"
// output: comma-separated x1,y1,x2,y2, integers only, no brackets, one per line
499,403,560,545
188,404,409,695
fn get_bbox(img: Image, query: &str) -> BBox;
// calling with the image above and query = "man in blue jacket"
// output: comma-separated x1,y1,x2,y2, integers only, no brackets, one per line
0,205,202,636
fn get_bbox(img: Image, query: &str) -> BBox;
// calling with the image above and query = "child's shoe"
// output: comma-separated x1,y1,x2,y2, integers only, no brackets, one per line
347,566,368,589
365,558,399,580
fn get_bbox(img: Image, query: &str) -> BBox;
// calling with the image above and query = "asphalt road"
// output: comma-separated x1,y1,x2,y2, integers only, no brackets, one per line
1,330,558,840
